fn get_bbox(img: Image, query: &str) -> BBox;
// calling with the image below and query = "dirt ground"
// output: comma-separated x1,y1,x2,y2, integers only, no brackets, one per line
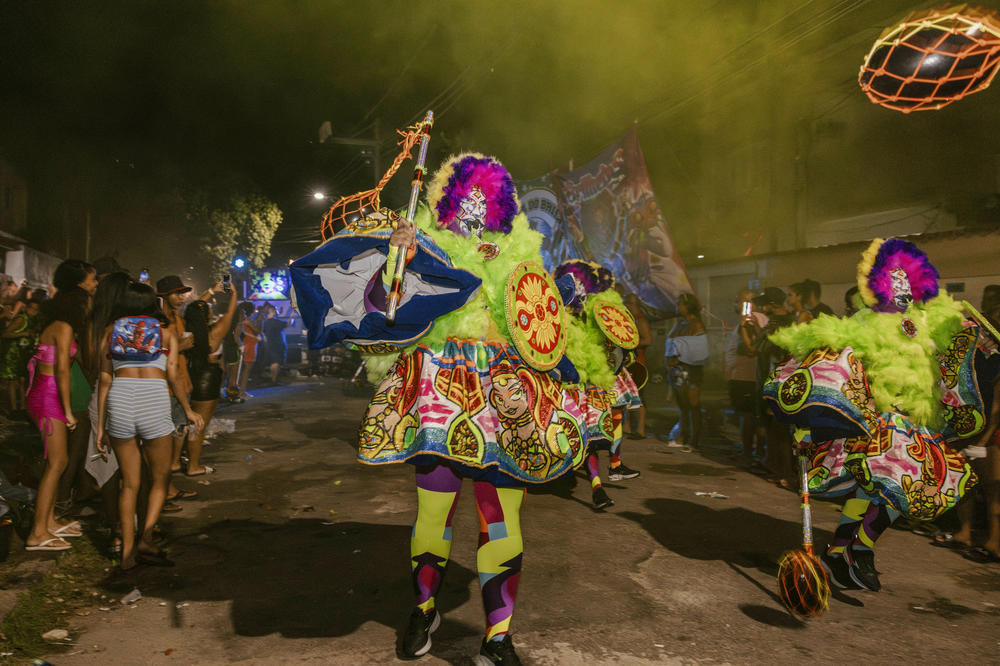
36,378,1000,665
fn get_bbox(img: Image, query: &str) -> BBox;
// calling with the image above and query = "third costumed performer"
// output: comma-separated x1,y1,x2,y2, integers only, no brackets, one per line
763,238,997,593
554,260,643,509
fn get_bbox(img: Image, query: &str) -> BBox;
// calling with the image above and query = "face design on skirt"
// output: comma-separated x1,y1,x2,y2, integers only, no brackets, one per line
491,370,528,421
889,267,913,310
457,186,487,238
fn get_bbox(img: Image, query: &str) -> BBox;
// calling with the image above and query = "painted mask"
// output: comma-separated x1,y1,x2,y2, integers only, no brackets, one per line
889,267,913,310
456,186,487,238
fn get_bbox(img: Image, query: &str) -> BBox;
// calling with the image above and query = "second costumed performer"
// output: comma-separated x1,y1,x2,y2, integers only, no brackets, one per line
764,238,997,593
554,260,643,509
293,152,592,665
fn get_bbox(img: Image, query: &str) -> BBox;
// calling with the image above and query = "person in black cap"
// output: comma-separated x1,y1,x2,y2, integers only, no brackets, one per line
155,276,199,504
93,257,123,282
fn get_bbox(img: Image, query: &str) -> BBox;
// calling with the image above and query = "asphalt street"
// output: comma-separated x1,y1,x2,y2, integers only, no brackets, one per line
49,378,1000,665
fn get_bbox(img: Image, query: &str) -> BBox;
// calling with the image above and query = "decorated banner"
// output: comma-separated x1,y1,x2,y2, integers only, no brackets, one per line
516,126,692,313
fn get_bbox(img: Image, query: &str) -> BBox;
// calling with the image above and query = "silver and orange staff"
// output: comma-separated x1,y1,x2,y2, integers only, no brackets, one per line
386,110,434,324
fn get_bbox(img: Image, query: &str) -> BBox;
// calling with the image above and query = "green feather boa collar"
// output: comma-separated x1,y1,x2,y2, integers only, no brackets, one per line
769,294,965,427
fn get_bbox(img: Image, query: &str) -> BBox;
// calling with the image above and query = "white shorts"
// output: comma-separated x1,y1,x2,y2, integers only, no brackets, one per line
106,377,174,441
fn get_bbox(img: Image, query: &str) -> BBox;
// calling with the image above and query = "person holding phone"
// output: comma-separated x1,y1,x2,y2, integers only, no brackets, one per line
726,289,766,465
180,281,238,476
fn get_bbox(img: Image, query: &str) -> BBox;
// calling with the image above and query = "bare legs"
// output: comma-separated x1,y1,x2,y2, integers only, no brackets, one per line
57,411,91,505
237,360,254,398
111,433,172,569
674,385,703,448
25,419,76,547
185,399,217,475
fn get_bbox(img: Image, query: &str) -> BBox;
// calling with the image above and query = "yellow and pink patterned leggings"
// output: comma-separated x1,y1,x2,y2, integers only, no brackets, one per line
826,492,900,556
411,462,525,642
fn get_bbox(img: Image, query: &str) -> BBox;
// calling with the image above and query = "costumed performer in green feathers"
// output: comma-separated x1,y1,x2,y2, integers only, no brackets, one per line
763,238,997,593
295,153,595,665
554,259,643,509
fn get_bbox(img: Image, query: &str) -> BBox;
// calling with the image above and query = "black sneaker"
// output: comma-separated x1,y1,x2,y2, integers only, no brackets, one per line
847,548,881,592
607,464,640,481
398,608,440,659
819,551,860,590
475,635,522,665
592,487,614,510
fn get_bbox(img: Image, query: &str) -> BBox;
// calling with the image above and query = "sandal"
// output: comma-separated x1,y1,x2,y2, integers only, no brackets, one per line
50,524,83,538
963,546,1000,564
160,501,183,514
185,465,215,477
167,490,199,501
25,537,72,551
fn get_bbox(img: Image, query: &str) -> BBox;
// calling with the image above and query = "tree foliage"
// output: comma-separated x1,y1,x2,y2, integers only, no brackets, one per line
194,194,283,277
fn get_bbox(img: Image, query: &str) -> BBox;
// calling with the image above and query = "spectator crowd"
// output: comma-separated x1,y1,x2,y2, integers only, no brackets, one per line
0,258,296,569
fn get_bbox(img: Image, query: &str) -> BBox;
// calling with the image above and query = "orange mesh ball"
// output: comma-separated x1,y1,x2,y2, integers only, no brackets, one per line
859,5,1000,113
777,550,830,617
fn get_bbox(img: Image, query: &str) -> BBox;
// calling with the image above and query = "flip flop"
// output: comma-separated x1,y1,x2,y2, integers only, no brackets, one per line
26,537,71,551
185,465,215,477
49,525,83,538
963,546,1000,564
167,490,199,501
161,501,183,513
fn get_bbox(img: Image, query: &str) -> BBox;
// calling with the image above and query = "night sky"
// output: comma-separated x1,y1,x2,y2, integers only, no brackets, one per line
2,0,998,283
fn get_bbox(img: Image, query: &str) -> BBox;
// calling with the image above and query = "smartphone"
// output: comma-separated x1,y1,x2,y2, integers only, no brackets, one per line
139,268,149,283
222,274,231,293
740,301,753,320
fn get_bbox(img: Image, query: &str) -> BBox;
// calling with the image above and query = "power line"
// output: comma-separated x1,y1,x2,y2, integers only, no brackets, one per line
638,0,870,126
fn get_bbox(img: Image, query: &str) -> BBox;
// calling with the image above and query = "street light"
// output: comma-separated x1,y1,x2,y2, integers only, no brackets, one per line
313,192,326,200
233,257,246,269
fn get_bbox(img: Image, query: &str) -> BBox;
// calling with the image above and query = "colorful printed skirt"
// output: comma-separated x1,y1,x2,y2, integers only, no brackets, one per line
358,338,587,486
763,337,988,519
800,413,977,520
611,368,642,410
565,383,616,448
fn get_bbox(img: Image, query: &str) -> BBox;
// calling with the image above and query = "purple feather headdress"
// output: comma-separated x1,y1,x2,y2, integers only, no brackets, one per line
555,260,615,313
427,153,519,235
858,237,939,313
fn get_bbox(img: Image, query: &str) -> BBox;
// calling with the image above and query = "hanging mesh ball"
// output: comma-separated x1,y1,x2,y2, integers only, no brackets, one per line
859,5,1000,113
777,550,830,617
